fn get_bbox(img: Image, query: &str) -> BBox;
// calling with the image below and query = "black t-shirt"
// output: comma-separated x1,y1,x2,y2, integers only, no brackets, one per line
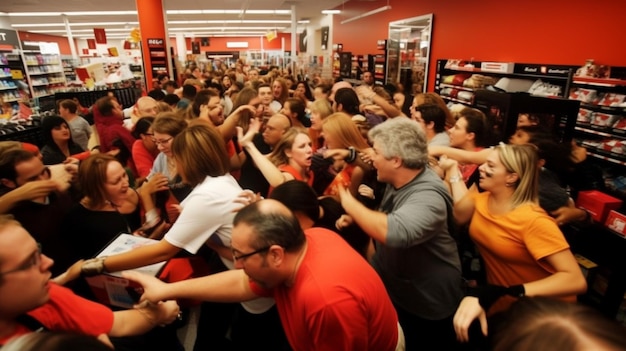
238,133,271,198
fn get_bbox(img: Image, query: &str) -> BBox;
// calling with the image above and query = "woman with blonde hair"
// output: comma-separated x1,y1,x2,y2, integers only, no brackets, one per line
308,99,332,152
321,112,372,198
439,143,587,343
239,120,314,193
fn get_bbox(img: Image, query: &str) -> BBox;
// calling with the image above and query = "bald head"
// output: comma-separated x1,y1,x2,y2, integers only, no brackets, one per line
233,199,305,253
133,97,158,123
263,113,292,146
330,81,353,102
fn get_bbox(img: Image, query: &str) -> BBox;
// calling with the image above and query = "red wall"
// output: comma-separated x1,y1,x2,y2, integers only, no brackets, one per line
333,0,626,90
18,31,72,54
170,33,293,56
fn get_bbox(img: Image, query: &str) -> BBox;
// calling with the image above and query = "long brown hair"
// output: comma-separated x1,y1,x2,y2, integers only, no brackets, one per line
78,154,119,208
171,124,230,187
322,112,370,151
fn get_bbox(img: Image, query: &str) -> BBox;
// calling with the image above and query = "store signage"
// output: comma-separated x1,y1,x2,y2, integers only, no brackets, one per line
514,64,572,77
147,38,164,48
0,29,20,50
94,28,107,44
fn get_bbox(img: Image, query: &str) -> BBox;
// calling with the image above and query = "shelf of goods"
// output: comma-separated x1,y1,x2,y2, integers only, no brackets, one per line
24,53,67,98
435,59,574,107
569,71,626,172
0,53,20,104
62,57,80,82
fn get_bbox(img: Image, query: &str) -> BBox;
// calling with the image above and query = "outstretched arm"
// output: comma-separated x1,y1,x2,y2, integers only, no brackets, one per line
238,119,290,187
123,269,259,304
110,300,180,336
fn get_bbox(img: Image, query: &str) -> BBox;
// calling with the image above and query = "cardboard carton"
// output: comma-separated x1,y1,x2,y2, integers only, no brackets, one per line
576,190,623,223
605,210,626,237
85,234,166,308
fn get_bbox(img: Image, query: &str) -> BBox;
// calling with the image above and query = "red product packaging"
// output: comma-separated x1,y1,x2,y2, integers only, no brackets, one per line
605,210,626,237
576,190,623,223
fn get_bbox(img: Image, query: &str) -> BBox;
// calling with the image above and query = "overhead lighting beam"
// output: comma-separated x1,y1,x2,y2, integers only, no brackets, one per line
321,10,340,14
340,5,391,24
5,9,292,17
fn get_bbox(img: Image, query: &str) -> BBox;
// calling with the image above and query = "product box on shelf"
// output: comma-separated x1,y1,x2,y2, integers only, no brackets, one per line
480,62,514,74
85,233,167,309
605,210,626,237
576,190,623,223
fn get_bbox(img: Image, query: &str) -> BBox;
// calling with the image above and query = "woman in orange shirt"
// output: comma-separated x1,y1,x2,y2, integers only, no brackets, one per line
439,143,587,343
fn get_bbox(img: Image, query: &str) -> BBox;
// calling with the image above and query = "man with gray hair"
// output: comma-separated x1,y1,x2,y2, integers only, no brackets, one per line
338,117,462,351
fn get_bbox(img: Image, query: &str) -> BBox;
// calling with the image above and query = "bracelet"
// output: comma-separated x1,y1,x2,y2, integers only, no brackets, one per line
346,147,357,163
80,257,107,277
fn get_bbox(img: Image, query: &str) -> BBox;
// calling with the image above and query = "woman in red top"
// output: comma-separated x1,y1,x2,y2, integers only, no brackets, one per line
130,116,158,185
239,119,313,193
321,112,371,199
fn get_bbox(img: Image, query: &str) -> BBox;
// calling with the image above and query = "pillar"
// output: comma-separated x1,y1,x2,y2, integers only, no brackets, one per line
135,0,171,89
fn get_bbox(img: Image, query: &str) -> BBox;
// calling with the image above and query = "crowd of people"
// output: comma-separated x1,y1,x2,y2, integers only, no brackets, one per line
0,60,624,351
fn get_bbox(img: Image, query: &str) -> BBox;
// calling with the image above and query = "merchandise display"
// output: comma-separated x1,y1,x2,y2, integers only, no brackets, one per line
569,63,626,174
435,59,574,106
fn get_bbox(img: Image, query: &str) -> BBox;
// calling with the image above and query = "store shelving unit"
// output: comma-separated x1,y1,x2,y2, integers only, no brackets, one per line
61,56,81,83
434,59,574,106
568,68,626,192
23,53,66,98
0,52,21,106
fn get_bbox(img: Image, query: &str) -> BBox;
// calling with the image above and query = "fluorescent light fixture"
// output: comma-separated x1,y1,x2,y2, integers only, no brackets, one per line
13,22,139,28
322,10,341,14
340,5,391,24
8,12,62,16
66,11,137,16
167,27,282,31
226,42,249,48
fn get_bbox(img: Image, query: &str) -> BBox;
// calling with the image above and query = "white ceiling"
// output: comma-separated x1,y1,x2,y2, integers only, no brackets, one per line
0,0,353,40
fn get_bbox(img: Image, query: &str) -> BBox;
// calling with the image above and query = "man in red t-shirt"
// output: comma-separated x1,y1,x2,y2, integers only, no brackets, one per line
0,216,180,346
125,199,403,351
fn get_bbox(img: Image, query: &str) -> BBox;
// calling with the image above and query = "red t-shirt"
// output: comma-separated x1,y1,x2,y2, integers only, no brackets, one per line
249,228,398,351
268,164,314,195
0,284,114,345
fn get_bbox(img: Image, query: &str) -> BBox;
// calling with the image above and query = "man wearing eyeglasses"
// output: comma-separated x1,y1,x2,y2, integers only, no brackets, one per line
124,199,405,351
0,216,180,347
0,149,76,275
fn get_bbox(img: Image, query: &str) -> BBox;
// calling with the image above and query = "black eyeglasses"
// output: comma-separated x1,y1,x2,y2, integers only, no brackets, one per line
0,243,42,277
152,136,173,145
232,246,271,262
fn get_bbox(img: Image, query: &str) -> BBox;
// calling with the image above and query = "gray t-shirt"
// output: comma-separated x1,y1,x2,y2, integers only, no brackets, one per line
429,131,450,147
371,167,462,320
68,117,92,151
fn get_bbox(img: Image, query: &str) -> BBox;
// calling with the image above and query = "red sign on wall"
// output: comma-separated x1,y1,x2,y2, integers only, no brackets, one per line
94,28,107,44
87,39,96,49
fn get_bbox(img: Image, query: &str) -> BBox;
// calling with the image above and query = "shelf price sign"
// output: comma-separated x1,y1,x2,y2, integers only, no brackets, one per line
0,29,20,51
